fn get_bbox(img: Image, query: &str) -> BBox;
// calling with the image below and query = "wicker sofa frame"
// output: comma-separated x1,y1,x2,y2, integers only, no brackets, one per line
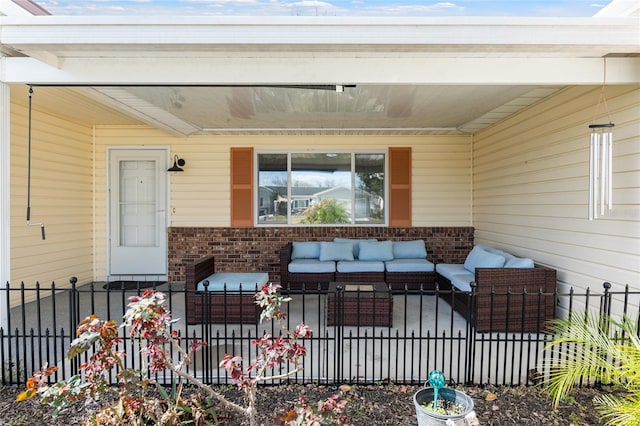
280,242,435,292
436,265,557,332
185,255,260,324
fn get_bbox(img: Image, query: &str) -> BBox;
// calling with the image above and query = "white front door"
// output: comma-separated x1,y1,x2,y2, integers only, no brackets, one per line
109,149,167,277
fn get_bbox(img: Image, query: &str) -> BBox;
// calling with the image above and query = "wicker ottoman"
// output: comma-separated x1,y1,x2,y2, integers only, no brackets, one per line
327,282,393,327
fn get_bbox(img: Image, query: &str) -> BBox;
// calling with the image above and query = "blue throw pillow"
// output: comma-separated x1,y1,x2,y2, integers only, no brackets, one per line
505,257,535,268
392,240,427,259
319,242,354,262
358,240,394,261
291,241,321,259
463,246,505,273
333,237,377,258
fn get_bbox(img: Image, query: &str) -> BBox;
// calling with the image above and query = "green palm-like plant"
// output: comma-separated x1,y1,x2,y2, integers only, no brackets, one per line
543,311,640,426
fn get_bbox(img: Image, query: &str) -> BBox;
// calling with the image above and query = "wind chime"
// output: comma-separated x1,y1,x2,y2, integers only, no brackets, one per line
588,59,615,221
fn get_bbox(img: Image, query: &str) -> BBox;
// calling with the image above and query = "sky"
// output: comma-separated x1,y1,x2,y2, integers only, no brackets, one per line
33,0,613,17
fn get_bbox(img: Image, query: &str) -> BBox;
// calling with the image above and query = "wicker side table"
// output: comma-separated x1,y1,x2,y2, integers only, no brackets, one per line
327,282,393,327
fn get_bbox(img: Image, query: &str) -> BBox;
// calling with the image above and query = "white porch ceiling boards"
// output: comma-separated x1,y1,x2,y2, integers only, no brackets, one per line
0,16,638,136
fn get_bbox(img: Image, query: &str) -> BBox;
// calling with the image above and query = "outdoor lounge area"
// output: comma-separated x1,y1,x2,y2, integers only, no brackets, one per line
0,0,637,410
189,241,558,332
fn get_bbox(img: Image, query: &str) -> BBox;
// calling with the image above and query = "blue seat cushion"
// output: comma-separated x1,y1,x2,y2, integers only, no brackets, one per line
288,259,336,274
435,263,468,281
197,272,269,292
384,259,434,272
449,272,474,292
336,260,385,273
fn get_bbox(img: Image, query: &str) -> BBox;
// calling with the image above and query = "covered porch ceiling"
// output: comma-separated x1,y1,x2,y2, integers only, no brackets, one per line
1,15,638,136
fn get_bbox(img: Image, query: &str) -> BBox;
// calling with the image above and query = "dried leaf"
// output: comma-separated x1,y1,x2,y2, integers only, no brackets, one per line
339,384,352,392
16,389,36,402
486,392,498,401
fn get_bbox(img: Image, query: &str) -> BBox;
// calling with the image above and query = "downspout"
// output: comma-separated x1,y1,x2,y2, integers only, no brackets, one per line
0,82,11,330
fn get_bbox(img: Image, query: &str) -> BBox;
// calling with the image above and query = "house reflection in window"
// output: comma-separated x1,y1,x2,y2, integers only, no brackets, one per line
257,151,386,225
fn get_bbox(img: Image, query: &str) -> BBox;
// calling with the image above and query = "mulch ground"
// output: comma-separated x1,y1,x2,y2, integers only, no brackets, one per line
0,383,602,425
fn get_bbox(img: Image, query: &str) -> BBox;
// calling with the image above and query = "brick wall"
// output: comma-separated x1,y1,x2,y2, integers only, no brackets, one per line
168,226,474,283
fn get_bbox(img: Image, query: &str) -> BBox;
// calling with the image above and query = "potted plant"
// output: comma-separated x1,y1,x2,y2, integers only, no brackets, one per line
413,370,477,426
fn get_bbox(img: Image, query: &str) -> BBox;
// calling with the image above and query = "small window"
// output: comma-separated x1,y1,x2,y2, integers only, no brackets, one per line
257,151,386,225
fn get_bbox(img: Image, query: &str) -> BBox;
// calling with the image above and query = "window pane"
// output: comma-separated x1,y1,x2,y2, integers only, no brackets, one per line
355,154,385,224
292,153,352,224
257,151,386,226
119,160,157,246
258,153,287,224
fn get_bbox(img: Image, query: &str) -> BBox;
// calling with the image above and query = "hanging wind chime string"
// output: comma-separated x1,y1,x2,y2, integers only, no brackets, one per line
26,86,46,240
588,58,615,221
590,57,614,125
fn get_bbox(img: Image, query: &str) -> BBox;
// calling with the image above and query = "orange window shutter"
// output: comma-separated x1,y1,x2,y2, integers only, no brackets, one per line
389,147,411,227
230,147,254,227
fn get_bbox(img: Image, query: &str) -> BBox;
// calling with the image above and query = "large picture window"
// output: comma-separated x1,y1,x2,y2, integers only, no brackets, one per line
257,152,386,225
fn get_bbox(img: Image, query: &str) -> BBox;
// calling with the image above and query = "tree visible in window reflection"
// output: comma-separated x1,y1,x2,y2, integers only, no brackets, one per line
303,199,350,224
357,171,384,200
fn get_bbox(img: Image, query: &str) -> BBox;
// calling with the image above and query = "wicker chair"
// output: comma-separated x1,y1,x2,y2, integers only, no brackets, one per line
437,265,557,332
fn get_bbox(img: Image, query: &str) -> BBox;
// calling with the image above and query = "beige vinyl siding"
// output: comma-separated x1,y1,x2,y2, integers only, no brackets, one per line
473,85,640,306
94,132,471,227
9,98,94,304
413,137,471,225
93,130,471,278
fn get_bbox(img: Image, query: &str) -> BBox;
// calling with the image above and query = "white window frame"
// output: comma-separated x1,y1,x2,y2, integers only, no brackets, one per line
255,150,388,227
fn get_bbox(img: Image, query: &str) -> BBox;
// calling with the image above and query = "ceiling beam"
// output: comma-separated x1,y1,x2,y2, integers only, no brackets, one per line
2,56,639,86
1,16,638,50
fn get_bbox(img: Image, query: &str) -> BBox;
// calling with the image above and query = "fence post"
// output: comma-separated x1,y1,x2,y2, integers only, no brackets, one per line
202,280,211,383
68,277,79,375
465,283,477,385
333,283,343,383
600,282,612,318
600,282,612,336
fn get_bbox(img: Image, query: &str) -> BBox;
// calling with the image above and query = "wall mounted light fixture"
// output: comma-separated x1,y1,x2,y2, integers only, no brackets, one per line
168,155,186,172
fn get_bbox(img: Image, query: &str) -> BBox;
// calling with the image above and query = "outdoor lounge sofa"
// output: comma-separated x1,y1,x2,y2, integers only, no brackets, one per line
185,255,268,324
280,239,435,292
435,245,557,332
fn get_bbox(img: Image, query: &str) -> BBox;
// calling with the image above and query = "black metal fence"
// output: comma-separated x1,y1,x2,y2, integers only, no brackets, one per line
1,280,637,388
